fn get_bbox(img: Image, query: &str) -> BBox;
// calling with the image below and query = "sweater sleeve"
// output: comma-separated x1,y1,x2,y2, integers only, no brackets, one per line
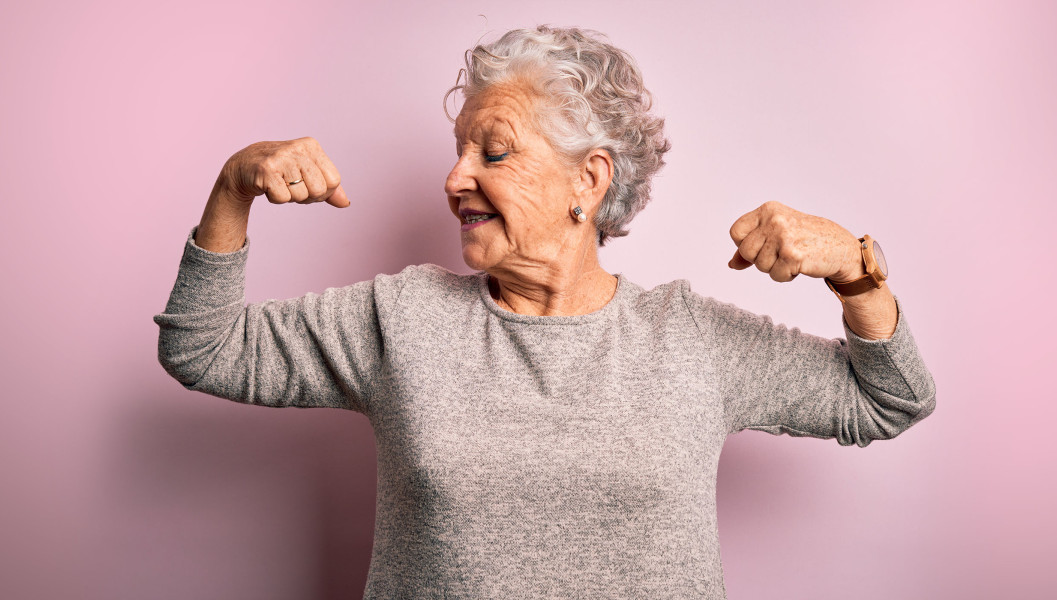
152,226,405,414
682,287,936,447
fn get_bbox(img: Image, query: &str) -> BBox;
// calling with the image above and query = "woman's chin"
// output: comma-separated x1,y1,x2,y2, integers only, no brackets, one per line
461,244,492,272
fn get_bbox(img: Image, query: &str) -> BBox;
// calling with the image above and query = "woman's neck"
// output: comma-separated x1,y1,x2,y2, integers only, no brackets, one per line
486,246,617,316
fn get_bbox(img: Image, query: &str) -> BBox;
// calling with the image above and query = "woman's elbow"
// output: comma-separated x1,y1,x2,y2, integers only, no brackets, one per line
848,380,937,447
156,333,211,388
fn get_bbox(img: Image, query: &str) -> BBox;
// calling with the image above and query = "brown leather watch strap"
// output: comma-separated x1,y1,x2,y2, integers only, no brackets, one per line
826,275,882,297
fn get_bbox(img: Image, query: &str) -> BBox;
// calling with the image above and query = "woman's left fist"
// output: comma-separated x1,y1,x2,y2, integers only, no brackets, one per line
728,201,864,283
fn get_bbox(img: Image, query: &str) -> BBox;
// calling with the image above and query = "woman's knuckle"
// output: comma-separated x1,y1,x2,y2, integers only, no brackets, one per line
260,157,280,173
729,223,743,241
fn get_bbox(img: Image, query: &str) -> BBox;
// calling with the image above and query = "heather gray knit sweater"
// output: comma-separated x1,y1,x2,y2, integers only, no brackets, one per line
154,226,936,599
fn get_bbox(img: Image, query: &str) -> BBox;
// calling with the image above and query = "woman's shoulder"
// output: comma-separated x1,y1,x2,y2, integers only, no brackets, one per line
615,276,700,329
621,276,758,330
623,276,720,313
381,263,480,289
373,263,482,309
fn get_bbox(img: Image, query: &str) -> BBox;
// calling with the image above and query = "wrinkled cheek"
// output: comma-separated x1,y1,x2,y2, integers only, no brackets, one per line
509,217,552,251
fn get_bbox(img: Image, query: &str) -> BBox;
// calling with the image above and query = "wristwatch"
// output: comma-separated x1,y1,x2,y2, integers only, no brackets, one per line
825,234,888,303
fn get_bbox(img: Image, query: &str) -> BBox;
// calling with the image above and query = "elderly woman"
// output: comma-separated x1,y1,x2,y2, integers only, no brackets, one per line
155,26,935,599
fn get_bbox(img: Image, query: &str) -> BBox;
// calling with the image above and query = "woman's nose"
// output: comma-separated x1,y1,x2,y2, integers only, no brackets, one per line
443,154,477,198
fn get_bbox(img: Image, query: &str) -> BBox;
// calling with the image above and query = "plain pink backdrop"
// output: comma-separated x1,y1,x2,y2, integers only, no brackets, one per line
2,1,1054,598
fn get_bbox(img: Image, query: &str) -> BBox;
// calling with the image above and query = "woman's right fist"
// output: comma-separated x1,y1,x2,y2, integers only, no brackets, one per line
218,137,349,208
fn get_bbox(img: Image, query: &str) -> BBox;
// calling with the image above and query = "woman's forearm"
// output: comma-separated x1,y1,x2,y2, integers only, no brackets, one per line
840,283,898,340
195,177,254,253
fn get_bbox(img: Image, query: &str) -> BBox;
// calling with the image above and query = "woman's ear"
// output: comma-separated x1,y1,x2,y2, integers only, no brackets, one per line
576,148,614,211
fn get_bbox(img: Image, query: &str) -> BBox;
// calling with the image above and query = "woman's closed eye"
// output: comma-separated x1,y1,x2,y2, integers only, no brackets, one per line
485,152,509,163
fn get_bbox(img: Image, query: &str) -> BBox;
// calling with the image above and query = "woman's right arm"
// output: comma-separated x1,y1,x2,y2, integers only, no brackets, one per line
153,138,397,414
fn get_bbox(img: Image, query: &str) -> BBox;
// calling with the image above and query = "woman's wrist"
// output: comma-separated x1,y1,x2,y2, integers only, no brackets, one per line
829,235,868,283
826,234,897,340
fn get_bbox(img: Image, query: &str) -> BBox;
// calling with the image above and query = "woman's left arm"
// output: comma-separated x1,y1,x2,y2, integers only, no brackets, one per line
708,201,937,446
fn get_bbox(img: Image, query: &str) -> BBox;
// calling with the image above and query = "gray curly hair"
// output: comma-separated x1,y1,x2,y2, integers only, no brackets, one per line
445,26,671,245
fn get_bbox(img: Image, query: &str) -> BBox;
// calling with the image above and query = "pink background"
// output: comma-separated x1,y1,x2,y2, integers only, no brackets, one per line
2,1,1054,598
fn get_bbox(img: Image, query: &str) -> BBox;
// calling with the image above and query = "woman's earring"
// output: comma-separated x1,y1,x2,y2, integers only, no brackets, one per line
573,206,587,222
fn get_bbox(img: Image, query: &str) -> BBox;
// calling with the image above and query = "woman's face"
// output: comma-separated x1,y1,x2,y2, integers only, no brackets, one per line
445,81,583,273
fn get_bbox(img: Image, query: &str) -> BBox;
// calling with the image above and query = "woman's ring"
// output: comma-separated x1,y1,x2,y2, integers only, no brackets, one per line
287,178,304,186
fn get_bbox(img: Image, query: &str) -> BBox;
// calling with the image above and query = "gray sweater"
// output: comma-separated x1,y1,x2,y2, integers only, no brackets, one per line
154,226,936,599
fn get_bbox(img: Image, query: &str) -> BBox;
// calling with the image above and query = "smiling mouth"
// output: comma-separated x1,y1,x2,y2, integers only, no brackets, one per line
464,213,498,224
458,209,500,232
460,213,499,232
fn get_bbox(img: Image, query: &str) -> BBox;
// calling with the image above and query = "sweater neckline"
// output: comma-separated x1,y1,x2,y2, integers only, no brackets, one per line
476,272,629,325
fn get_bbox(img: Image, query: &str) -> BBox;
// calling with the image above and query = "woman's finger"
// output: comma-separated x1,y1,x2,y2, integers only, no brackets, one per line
728,250,752,270
263,169,293,204
299,162,328,202
754,236,780,274
316,151,341,191
769,256,800,282
324,183,351,208
735,227,767,266
729,206,762,245
285,166,310,203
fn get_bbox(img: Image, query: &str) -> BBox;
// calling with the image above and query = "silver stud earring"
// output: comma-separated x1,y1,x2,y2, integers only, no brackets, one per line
573,206,587,222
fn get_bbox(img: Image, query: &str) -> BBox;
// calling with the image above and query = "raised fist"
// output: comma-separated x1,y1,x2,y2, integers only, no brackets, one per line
218,137,349,208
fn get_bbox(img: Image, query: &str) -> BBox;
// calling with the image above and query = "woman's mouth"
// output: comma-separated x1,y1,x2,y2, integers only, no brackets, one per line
460,211,500,232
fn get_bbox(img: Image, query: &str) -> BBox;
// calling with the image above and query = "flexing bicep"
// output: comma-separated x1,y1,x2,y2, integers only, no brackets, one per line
685,289,936,447
153,227,403,413
156,282,385,412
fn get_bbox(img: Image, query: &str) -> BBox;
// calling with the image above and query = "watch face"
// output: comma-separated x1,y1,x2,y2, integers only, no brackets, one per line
873,240,888,277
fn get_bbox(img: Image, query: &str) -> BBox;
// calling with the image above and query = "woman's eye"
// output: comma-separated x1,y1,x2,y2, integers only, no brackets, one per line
485,152,509,163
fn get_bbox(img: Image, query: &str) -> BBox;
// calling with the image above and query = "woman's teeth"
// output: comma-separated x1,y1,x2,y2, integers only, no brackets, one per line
465,214,497,224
